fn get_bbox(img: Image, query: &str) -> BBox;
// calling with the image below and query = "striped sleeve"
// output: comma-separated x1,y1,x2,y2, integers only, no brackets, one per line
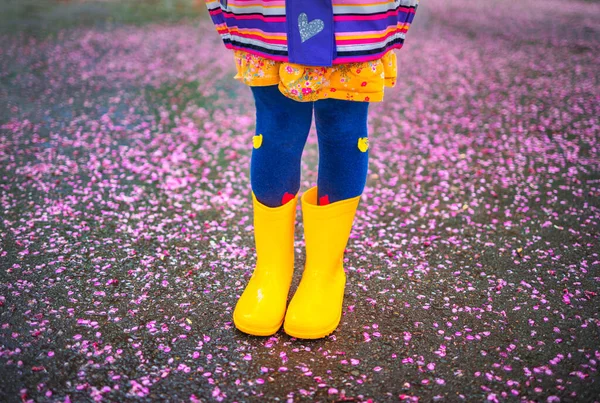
332,0,420,63
205,0,233,49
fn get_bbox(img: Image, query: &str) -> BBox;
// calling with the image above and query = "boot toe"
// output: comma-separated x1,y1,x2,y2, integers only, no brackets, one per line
233,310,283,336
233,284,288,336
283,298,342,339
284,312,340,339
233,303,285,336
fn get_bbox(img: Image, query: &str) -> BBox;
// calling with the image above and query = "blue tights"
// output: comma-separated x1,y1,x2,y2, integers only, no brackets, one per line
250,85,370,207
250,85,369,207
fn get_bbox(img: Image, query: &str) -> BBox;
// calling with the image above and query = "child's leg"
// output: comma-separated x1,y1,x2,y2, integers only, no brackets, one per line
250,85,314,207
313,99,370,205
283,98,368,339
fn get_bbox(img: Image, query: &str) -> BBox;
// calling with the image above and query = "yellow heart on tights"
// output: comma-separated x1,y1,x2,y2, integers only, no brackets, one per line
357,137,369,152
253,134,263,149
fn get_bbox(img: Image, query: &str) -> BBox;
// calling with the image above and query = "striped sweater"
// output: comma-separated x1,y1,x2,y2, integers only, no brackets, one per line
205,0,419,66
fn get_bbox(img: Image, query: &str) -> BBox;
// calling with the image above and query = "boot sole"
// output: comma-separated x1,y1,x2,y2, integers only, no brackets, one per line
283,324,338,339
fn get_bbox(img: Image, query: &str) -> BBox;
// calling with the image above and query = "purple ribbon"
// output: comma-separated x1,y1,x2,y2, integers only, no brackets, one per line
286,0,336,66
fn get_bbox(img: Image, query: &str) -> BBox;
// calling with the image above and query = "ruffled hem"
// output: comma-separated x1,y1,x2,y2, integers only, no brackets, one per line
232,50,397,103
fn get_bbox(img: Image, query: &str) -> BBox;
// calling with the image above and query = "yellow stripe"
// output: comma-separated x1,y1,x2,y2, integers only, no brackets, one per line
228,4,284,9
333,1,396,7
228,27,286,40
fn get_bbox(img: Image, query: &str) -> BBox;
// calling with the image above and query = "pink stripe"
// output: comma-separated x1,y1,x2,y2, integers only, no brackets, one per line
335,7,415,21
232,0,284,2
332,43,404,64
224,11,286,22
229,44,289,62
337,28,405,44
232,0,393,3
337,25,408,37
229,0,285,5
333,0,393,4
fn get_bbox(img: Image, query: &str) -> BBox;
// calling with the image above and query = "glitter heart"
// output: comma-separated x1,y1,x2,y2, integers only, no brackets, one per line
298,13,324,43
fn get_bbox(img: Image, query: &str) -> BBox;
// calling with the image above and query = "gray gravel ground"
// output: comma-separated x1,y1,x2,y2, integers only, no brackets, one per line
1,0,599,402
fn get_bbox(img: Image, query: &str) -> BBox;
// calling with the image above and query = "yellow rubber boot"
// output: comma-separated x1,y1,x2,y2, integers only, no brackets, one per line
233,191,298,336
283,186,361,339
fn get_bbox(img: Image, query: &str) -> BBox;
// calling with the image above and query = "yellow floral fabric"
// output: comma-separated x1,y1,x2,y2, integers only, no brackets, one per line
233,50,397,102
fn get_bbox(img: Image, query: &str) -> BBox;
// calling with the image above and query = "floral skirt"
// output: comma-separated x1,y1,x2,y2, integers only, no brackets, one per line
233,50,397,102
